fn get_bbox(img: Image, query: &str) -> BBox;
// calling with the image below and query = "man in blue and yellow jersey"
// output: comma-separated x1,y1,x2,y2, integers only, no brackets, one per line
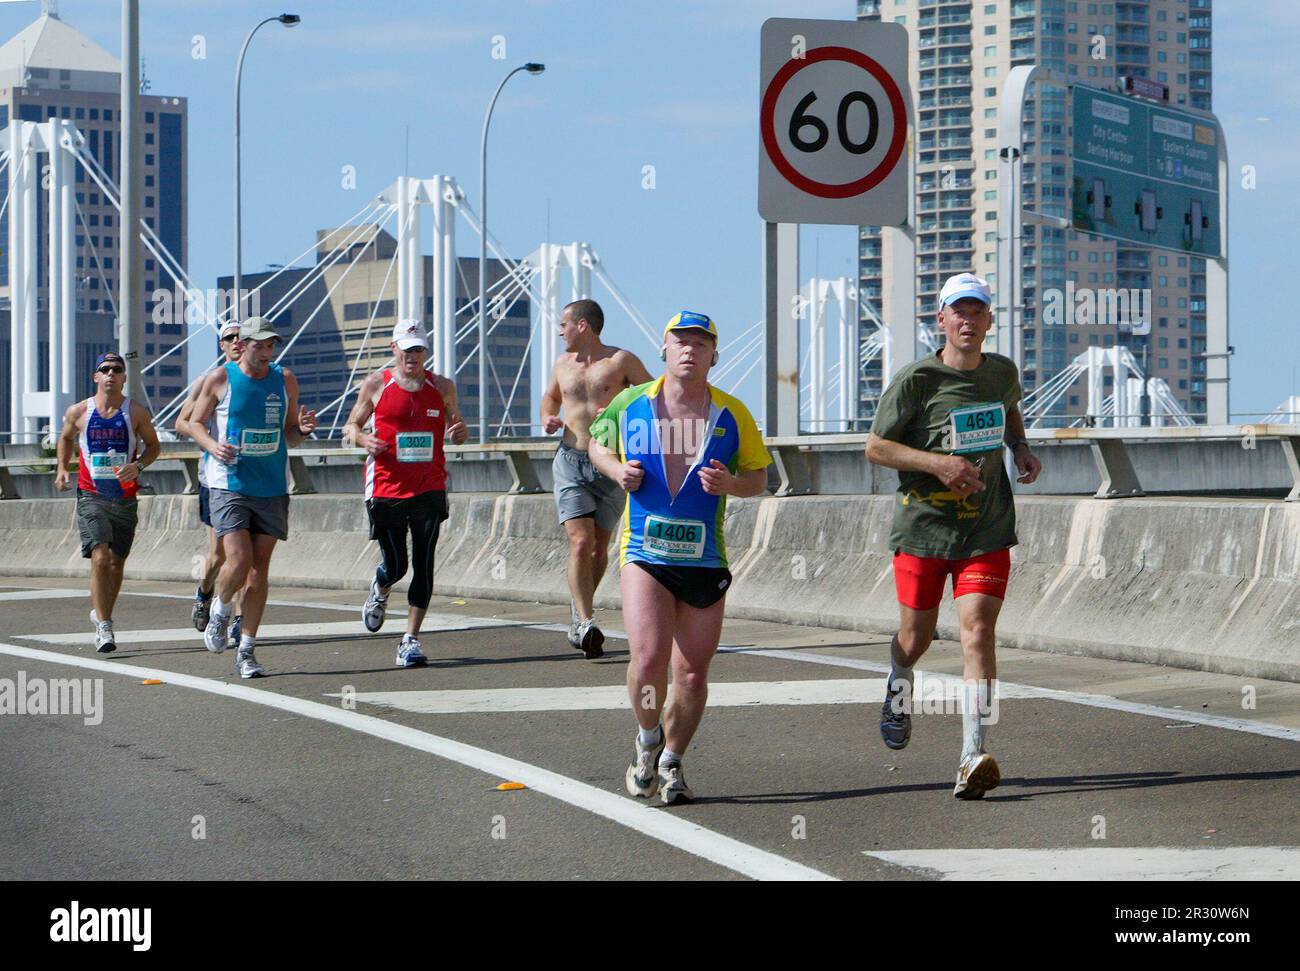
588,311,771,805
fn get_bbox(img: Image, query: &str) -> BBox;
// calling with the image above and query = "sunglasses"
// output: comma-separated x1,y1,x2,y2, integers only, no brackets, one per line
97,365,125,375
219,335,240,343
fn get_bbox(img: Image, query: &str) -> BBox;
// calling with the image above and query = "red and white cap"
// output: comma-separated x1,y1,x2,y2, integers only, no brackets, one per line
392,319,429,350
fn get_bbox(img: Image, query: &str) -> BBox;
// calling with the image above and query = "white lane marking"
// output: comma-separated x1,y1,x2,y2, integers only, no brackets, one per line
0,641,834,882
0,589,88,601
20,616,520,646
324,679,887,714
723,647,1300,743
864,846,1300,881
22,587,1300,742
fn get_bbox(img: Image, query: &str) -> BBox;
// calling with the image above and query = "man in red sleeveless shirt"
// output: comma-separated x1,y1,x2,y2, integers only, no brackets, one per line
343,320,468,666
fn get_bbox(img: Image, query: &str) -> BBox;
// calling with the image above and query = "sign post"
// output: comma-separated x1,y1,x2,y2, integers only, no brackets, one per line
759,18,912,435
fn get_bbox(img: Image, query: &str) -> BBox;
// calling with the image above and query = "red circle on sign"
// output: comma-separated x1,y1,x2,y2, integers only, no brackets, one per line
761,45,907,200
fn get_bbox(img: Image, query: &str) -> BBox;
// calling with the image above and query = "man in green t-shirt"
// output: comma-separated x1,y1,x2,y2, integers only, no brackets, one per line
866,272,1042,799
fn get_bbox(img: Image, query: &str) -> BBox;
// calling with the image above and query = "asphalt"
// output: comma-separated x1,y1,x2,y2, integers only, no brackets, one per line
2,578,1298,881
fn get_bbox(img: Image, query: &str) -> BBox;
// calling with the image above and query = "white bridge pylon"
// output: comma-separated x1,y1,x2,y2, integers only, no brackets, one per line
1021,345,1194,428
801,276,860,433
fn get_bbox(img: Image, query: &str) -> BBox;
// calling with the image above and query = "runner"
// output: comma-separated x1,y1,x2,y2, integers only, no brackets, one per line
343,320,469,667
865,272,1042,799
588,311,771,804
186,316,316,678
53,352,161,652
175,320,245,639
539,298,653,659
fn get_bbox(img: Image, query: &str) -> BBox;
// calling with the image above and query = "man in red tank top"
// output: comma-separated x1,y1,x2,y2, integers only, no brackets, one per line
343,320,468,666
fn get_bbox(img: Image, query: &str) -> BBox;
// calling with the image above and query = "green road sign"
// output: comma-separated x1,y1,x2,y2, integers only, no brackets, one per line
1070,85,1221,258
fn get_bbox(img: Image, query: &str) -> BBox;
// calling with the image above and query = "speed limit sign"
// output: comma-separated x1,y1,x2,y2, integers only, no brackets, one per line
759,19,910,225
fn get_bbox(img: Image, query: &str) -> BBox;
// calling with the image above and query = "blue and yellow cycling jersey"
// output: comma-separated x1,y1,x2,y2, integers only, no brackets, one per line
589,377,771,569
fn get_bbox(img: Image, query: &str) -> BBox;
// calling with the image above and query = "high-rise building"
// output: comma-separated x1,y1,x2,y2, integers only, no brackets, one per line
857,0,1212,422
0,9,188,436
217,226,532,439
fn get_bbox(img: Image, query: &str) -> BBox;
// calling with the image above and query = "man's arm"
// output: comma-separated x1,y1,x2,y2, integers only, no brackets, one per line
1003,405,1042,484
188,370,236,464
341,372,387,454
588,438,644,492
282,370,316,447
619,350,655,388
539,364,564,435
866,434,984,496
698,462,767,498
173,377,203,441
118,401,161,484
54,402,85,491
433,374,469,445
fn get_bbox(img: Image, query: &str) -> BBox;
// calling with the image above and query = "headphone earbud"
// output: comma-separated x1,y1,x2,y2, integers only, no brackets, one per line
660,346,667,362
711,350,719,366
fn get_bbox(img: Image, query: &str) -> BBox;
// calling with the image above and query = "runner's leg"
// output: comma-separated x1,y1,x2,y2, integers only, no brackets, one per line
216,529,253,605
662,596,727,758
622,563,675,731
590,525,612,599
565,517,598,620
88,544,115,622
106,550,126,615
239,533,279,637
201,525,224,594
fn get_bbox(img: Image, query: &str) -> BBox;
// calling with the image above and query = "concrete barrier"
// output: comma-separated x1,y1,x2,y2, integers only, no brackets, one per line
1,492,1296,683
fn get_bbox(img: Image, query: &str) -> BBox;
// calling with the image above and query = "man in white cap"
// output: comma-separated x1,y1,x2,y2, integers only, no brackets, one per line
343,320,468,666
866,272,1042,799
176,319,246,637
186,316,317,678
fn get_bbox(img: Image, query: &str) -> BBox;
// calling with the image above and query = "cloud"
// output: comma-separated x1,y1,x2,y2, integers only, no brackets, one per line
294,69,415,94
646,101,751,130
286,19,491,53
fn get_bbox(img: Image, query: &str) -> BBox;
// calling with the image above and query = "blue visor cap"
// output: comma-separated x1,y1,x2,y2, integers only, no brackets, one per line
663,311,718,341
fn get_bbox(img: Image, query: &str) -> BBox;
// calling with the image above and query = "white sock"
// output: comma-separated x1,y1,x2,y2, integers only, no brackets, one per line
660,748,683,767
638,724,662,747
961,681,991,760
889,635,915,693
212,597,231,621
238,633,256,654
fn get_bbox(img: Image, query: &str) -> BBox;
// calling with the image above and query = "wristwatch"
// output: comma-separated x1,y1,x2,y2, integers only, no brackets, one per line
1007,439,1030,452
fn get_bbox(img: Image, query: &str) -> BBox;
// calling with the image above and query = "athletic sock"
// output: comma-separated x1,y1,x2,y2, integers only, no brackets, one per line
238,633,256,654
212,597,231,621
889,634,915,695
638,724,663,747
660,748,683,768
961,681,991,760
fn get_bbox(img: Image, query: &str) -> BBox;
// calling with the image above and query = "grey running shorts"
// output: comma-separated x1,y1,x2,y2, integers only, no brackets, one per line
553,442,625,531
208,488,290,541
77,490,138,559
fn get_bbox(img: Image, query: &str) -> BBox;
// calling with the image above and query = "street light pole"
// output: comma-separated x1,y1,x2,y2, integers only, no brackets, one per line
478,62,544,443
234,13,299,324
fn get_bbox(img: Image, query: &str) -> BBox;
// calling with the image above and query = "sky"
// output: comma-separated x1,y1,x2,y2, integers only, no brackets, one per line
6,0,1298,421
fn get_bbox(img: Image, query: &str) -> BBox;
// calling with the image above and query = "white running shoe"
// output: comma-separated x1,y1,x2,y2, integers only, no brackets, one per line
953,753,1001,800
396,634,428,668
624,732,665,799
204,612,230,654
362,573,389,633
90,610,116,654
235,649,265,679
658,763,695,805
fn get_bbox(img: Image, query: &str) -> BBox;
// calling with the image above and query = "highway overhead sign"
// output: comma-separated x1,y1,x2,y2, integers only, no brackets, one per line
759,18,910,226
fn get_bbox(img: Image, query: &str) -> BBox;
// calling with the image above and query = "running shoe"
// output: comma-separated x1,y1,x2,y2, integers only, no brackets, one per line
566,601,581,648
880,678,912,750
204,612,229,654
235,648,265,679
575,617,605,660
953,753,1001,800
624,731,665,799
362,573,388,633
229,614,243,650
658,763,695,805
90,610,116,654
191,584,213,632
397,634,428,668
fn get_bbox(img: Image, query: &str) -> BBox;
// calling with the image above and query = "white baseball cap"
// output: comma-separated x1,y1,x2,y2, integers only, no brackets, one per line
391,319,428,351
939,272,993,309
219,320,243,339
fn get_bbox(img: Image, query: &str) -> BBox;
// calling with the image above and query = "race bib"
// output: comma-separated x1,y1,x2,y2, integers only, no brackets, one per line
89,451,126,480
396,431,434,463
948,402,1005,455
240,428,281,457
643,515,706,561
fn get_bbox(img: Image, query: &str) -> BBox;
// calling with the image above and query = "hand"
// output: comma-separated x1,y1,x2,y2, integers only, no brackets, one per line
54,468,70,492
447,420,469,445
698,458,734,496
116,461,141,484
1015,447,1042,484
618,459,645,492
297,405,317,437
359,433,389,456
542,415,564,435
210,440,240,465
933,454,985,497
